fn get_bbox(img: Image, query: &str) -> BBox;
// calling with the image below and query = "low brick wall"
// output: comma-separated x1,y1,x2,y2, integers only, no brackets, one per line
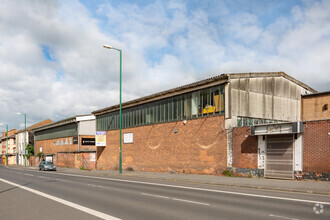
56,151,96,170
57,152,75,168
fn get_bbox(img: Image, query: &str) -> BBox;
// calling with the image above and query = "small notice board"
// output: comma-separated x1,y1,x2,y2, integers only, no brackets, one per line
124,133,133,144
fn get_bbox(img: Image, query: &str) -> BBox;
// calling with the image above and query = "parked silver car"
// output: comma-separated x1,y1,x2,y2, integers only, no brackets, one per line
39,161,56,171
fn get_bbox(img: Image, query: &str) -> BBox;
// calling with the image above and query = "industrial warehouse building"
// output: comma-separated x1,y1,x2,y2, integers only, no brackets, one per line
32,115,97,169
92,72,328,179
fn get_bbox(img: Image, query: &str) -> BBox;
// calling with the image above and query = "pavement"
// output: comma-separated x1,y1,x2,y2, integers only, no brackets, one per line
6,165,330,196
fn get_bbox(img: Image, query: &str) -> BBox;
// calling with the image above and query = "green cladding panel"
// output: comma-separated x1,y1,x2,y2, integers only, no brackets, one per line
96,84,225,131
35,123,78,141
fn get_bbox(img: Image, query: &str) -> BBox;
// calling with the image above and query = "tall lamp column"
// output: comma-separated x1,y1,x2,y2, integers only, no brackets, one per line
103,45,122,174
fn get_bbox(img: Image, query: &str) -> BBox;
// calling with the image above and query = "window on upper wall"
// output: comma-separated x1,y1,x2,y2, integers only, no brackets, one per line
184,93,192,119
191,91,200,117
168,98,173,121
173,97,178,121
96,84,225,131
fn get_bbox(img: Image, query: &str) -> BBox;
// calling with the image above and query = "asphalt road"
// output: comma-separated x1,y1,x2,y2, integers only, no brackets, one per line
0,166,329,220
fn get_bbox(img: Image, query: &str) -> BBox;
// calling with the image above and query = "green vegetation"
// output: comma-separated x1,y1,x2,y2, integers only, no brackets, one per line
26,144,34,159
36,152,44,157
223,169,233,177
80,166,88,170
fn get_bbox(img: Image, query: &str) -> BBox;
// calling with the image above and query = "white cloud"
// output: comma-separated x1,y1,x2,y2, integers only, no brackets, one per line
0,0,329,130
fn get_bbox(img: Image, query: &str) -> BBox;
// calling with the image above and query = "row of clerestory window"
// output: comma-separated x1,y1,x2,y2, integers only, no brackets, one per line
97,84,225,131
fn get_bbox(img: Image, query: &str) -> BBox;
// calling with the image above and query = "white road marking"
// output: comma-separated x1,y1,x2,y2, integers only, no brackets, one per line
87,184,103,188
56,179,73,183
38,176,52,179
0,178,121,220
269,214,299,220
141,193,209,206
24,174,34,176
172,197,210,206
141,193,169,199
43,172,330,205
8,168,330,205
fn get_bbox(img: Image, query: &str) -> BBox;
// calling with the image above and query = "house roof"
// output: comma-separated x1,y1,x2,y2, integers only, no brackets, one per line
92,72,316,116
16,119,53,133
0,133,16,141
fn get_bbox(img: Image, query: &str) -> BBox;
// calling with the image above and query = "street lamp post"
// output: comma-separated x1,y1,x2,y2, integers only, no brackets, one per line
103,45,122,174
17,113,27,167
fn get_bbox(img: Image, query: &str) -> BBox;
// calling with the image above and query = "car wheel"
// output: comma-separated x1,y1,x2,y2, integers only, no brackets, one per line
42,167,45,171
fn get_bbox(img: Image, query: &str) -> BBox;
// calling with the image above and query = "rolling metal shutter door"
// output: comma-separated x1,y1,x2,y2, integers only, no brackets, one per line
265,134,294,179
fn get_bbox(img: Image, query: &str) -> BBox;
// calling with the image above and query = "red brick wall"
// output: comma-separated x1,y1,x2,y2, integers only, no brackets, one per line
56,151,96,170
57,152,75,168
35,135,96,155
232,126,258,169
302,94,330,121
35,136,78,155
303,120,330,173
79,135,96,151
29,156,41,166
79,152,96,170
97,116,227,174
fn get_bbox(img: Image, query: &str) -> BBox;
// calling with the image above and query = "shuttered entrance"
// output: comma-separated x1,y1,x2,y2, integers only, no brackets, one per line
265,134,294,179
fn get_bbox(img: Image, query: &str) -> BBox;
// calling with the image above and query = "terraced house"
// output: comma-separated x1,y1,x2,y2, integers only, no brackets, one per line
0,129,17,165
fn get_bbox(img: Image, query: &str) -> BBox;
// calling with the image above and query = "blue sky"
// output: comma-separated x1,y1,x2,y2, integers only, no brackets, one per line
0,0,329,130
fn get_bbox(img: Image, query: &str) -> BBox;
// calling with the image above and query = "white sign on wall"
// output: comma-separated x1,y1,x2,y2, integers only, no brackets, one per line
90,153,96,162
96,131,106,146
124,133,133,144
45,156,52,162
257,136,266,169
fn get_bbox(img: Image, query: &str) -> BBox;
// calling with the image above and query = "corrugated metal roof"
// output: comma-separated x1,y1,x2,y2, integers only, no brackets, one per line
92,74,228,115
32,117,76,132
32,114,94,132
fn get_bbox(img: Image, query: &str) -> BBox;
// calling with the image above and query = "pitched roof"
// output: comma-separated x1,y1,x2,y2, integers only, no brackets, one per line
92,72,316,116
31,114,94,132
16,119,53,133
